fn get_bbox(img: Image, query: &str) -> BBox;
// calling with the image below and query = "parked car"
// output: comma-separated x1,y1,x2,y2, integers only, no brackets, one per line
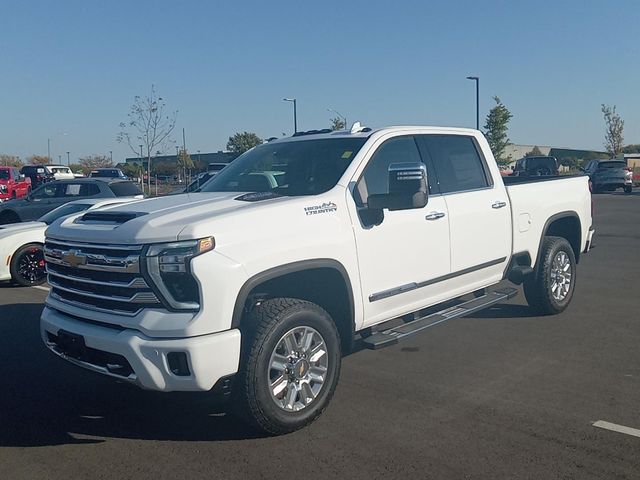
208,162,229,173
0,197,141,286
511,156,559,177
582,159,633,193
0,166,32,202
20,165,54,188
41,124,593,435
46,165,75,181
0,178,144,224
89,168,128,180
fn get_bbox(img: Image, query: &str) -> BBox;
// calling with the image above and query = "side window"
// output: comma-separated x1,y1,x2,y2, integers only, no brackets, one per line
422,135,490,194
61,183,83,197
355,136,430,205
32,184,59,199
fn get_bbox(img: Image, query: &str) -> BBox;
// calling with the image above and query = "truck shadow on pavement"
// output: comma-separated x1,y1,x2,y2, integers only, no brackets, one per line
0,303,267,447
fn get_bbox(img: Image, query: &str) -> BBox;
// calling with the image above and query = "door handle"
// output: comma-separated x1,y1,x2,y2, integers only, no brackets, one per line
425,211,446,220
491,201,507,209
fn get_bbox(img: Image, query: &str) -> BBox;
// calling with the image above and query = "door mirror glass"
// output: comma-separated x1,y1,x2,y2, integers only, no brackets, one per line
367,162,428,211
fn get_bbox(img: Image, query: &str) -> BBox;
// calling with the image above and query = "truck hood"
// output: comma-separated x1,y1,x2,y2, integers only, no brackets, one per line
46,192,290,245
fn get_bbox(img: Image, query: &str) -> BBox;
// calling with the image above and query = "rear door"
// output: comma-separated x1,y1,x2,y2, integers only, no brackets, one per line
419,134,510,291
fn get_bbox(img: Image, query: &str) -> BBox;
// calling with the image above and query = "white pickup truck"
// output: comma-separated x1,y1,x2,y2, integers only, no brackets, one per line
41,125,594,434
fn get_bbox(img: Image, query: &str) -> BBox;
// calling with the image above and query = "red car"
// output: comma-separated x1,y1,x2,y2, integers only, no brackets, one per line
0,166,32,202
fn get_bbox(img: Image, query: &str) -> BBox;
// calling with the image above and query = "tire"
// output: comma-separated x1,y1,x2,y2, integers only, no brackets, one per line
10,243,47,286
234,298,342,435
624,185,632,194
0,210,20,225
11,190,17,199
524,236,576,315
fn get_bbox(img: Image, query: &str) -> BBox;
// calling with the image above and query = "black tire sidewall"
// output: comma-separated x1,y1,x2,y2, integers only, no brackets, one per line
531,237,576,314
10,243,46,286
241,300,341,434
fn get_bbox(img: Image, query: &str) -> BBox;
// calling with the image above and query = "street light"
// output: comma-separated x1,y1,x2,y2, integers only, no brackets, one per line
283,98,297,133
466,76,480,130
66,151,70,165
109,150,113,163
327,107,347,129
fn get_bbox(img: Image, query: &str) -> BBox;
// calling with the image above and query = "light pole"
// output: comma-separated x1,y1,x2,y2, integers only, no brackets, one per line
466,76,480,130
327,108,347,129
66,151,70,165
283,98,297,133
109,150,113,164
47,138,51,163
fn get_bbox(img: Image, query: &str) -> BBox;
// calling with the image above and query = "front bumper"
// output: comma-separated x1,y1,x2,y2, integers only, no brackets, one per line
41,306,241,392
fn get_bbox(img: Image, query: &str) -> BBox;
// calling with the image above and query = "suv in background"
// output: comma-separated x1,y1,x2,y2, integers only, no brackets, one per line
511,156,559,177
582,159,633,193
89,168,128,180
21,165,54,188
0,178,144,224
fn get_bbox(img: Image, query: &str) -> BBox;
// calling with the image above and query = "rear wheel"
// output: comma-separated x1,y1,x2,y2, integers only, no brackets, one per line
524,236,576,315
624,185,632,194
234,298,341,435
10,243,47,286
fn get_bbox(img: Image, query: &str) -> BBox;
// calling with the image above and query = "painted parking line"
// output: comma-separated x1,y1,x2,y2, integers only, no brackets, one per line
32,285,50,292
593,420,640,439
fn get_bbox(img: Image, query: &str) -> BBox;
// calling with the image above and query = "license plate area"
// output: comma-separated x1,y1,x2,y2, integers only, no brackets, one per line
56,330,86,359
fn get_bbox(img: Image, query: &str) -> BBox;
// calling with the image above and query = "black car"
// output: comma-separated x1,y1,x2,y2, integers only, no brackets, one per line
511,156,559,177
20,165,54,188
0,178,143,224
88,168,128,180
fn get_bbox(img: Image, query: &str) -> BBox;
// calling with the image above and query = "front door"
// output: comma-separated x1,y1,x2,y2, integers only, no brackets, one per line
347,135,451,328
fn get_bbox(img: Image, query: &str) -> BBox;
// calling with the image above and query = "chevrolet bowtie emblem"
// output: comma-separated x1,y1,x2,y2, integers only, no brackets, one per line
62,249,87,267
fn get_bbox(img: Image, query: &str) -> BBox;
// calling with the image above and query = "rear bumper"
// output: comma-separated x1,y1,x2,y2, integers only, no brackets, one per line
41,306,241,392
584,226,595,252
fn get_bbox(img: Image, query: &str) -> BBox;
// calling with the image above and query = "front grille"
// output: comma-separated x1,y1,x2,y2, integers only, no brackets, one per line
44,239,161,315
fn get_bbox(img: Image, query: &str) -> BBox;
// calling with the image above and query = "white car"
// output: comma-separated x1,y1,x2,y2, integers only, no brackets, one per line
0,197,140,286
46,165,75,181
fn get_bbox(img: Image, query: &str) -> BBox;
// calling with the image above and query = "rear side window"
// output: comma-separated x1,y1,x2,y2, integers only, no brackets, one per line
109,181,143,197
597,161,626,169
421,135,490,194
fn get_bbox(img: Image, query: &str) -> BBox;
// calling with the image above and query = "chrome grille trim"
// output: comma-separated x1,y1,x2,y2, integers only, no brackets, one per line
44,240,143,250
44,247,140,273
46,265,149,289
48,291,143,317
48,278,159,304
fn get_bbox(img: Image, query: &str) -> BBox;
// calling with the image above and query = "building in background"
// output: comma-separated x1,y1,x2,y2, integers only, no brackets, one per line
123,151,238,170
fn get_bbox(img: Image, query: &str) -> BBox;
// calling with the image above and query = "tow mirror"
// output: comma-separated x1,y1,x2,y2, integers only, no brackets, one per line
367,162,428,211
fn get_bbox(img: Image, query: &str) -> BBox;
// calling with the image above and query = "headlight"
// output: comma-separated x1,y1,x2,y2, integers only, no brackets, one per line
0,185,7,193
144,237,215,310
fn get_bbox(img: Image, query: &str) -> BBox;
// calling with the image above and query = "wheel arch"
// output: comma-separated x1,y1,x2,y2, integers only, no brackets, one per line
232,259,356,352
537,212,582,266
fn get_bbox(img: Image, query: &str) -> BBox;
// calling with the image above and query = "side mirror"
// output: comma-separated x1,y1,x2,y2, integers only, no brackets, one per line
367,162,428,211
19,174,26,180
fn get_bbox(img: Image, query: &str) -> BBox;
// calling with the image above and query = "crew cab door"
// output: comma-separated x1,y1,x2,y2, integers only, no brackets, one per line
418,134,511,290
347,135,451,327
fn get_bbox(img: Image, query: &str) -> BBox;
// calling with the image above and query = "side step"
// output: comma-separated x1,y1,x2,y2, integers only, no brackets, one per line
362,287,518,350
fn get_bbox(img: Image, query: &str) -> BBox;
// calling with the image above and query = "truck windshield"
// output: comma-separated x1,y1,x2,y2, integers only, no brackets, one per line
0,170,9,180
200,137,367,196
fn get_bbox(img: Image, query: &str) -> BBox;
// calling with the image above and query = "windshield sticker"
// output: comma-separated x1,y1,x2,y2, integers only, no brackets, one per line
341,151,353,159
304,202,337,216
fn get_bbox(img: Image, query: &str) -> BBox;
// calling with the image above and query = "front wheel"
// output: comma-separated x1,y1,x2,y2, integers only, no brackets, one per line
10,243,47,286
234,298,342,435
524,236,576,315
624,185,632,194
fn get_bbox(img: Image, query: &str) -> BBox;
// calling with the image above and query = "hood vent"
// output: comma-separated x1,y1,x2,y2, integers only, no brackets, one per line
77,211,147,225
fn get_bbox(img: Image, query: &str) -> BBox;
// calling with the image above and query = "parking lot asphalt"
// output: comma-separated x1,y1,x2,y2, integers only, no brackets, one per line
1,192,639,480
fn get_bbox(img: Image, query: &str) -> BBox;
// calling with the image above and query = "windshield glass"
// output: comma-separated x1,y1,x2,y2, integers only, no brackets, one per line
39,203,93,225
200,137,367,196
0,170,9,180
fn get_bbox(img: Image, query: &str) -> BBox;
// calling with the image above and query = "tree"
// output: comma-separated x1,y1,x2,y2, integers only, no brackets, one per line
27,155,50,165
121,162,143,179
177,148,194,182
524,146,543,157
0,155,22,167
68,163,85,174
79,155,113,171
483,96,513,168
601,104,624,157
117,85,177,192
226,132,262,154
330,116,346,131
621,144,640,154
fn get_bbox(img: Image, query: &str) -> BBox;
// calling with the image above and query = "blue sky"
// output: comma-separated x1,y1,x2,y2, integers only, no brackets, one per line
1,0,638,163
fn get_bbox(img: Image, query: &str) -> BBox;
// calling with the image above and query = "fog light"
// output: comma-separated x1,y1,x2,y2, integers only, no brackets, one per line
167,352,191,376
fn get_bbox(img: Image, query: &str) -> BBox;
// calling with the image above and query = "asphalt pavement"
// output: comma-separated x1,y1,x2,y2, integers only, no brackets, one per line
1,192,639,479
